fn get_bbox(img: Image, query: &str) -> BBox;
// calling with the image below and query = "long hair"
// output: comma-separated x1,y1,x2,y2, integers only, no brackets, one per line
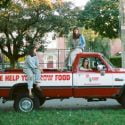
82,58,89,69
73,27,81,39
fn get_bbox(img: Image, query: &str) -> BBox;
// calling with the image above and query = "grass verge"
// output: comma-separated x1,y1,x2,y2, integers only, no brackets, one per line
0,109,125,125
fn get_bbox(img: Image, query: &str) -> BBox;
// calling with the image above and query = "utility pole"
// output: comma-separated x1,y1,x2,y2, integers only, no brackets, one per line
120,0,125,68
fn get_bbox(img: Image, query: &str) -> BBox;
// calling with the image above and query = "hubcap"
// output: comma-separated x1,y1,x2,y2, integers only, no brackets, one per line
19,97,33,112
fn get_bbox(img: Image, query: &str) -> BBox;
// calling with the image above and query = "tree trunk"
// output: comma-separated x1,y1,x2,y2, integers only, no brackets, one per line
9,58,18,69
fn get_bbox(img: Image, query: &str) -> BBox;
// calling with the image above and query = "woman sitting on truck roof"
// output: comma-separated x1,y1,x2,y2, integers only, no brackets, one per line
67,27,86,70
23,45,41,97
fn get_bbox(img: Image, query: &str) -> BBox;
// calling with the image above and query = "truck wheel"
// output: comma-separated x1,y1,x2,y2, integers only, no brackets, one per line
39,98,46,106
13,94,40,112
117,98,122,104
119,95,125,108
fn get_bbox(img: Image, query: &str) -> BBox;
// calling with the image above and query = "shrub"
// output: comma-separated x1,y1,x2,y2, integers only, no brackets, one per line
109,56,121,68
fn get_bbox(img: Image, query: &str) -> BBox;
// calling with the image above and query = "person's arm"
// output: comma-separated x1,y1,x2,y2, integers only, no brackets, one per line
80,35,86,49
35,56,39,67
26,56,37,69
35,56,41,70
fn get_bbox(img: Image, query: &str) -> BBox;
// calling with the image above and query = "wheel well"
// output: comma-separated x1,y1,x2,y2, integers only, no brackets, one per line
116,85,125,98
10,83,44,100
10,83,28,100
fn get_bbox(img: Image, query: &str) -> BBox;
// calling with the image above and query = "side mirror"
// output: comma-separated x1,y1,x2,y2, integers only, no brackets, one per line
97,65,104,71
97,65,105,76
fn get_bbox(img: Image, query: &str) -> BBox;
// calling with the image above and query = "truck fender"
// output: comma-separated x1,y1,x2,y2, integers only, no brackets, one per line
9,83,28,99
117,85,125,98
9,83,44,100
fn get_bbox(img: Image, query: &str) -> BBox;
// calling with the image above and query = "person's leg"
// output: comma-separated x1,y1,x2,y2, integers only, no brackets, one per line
67,50,74,69
32,68,41,88
28,88,32,97
23,68,34,97
67,50,76,68
65,50,72,68
68,48,82,68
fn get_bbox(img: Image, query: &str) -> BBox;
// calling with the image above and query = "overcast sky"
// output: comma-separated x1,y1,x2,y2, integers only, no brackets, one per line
63,0,89,7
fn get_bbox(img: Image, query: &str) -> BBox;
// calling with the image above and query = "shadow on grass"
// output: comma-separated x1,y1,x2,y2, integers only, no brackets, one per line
41,105,123,111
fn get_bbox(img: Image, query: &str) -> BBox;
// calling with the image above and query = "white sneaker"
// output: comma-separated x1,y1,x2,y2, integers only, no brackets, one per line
36,80,41,83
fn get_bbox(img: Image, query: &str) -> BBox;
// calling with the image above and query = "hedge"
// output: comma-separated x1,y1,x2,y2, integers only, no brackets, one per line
109,56,122,68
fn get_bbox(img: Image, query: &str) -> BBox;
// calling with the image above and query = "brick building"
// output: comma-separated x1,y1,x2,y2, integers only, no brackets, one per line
110,39,122,56
37,32,68,69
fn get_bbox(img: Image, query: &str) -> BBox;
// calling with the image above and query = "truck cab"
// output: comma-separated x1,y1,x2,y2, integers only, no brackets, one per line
72,52,123,98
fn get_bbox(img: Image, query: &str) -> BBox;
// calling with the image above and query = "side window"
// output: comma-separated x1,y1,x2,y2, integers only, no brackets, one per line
79,58,91,71
79,57,107,71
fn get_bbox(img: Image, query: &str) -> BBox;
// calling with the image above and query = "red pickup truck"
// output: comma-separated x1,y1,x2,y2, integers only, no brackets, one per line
0,52,125,112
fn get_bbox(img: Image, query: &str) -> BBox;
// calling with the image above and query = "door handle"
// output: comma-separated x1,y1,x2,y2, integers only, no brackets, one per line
115,78,124,81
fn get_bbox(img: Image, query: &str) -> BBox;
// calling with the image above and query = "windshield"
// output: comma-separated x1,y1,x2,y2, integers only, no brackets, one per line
102,56,115,68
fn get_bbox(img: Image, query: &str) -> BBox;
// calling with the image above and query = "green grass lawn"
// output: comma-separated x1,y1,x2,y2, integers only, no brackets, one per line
0,109,125,125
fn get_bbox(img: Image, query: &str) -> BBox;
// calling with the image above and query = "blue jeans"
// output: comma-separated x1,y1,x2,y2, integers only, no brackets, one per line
23,68,41,89
32,68,41,82
68,48,82,67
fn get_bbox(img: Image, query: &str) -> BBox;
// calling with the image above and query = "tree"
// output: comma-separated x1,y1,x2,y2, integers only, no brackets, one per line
0,0,11,9
49,2,81,36
0,0,79,68
79,0,119,39
82,29,110,58
87,36,110,58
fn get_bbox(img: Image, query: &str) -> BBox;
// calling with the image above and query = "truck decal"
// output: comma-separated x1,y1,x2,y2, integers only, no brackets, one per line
0,73,72,87
41,74,71,81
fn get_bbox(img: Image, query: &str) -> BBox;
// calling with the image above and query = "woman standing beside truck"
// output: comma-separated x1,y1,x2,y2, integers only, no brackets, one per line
67,27,86,70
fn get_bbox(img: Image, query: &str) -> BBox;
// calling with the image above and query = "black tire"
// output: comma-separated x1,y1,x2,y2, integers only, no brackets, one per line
13,94,40,112
39,98,46,106
119,95,125,108
117,98,122,104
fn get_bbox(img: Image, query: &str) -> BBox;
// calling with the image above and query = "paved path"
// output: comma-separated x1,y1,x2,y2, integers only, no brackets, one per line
0,98,122,111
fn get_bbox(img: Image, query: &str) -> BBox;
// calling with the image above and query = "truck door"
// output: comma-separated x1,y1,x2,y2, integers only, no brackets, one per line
73,57,113,97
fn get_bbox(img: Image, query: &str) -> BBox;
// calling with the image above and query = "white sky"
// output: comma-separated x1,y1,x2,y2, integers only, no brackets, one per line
63,0,89,7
